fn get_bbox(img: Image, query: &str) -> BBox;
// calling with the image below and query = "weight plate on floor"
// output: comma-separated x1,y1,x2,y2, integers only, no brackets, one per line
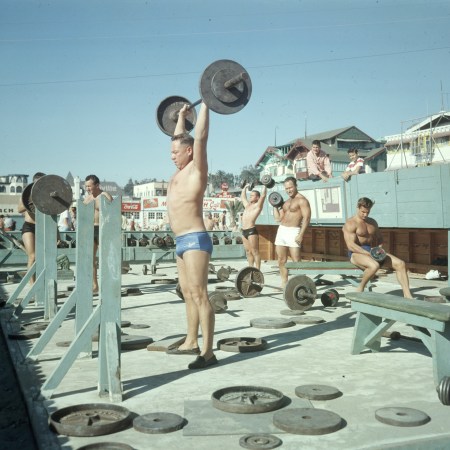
437,376,450,405
209,291,228,313
239,433,282,450
8,330,41,340
235,267,265,298
121,320,131,328
133,412,185,434
280,309,305,316
273,408,344,435
284,275,317,311
295,384,343,401
375,407,431,427
49,403,132,437
217,337,267,353
124,287,143,296
212,386,286,414
224,290,242,301
130,323,150,329
291,316,325,325
156,95,197,136
22,321,48,331
31,175,73,215
250,317,295,329
121,335,154,350
320,289,339,307
56,341,72,348
151,278,176,284
217,266,231,281
77,444,134,450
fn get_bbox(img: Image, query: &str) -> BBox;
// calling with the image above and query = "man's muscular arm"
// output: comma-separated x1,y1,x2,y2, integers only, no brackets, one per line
342,221,371,255
241,185,249,207
295,198,311,245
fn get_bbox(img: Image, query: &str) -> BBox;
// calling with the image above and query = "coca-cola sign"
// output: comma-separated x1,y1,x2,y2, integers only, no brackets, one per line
122,202,141,212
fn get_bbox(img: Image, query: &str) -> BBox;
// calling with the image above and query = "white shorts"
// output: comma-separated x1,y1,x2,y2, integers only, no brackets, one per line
275,225,301,248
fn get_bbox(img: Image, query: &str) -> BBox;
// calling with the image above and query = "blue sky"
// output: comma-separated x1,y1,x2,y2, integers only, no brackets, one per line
1,0,449,187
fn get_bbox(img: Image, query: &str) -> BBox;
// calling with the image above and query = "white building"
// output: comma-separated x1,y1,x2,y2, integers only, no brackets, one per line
384,111,450,170
133,181,168,199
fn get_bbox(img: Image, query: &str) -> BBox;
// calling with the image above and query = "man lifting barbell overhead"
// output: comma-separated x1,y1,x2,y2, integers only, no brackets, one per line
240,183,267,270
342,197,414,298
166,102,218,370
273,177,311,288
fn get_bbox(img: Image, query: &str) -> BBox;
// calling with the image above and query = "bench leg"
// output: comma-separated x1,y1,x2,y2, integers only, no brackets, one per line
351,312,382,354
431,327,450,385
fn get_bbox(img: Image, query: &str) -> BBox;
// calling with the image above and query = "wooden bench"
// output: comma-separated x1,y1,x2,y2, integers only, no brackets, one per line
285,261,373,290
346,291,450,384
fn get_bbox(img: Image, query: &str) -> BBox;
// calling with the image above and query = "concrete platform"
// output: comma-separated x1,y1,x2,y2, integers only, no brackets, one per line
1,259,450,450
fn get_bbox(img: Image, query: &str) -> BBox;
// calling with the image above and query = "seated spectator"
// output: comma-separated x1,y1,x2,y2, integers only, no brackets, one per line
306,140,332,182
341,148,365,181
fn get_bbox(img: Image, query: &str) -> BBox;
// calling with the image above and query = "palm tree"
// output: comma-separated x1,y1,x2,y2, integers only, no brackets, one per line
223,199,244,230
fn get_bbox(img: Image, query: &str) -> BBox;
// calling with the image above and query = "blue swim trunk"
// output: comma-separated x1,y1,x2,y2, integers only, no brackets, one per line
176,231,213,257
348,244,371,258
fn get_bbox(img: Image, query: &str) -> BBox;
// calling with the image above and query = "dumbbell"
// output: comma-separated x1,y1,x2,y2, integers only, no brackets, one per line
321,289,339,307
164,235,175,247
139,237,149,247
240,179,256,191
370,246,387,262
260,174,275,189
268,192,284,208
156,59,252,136
151,235,165,247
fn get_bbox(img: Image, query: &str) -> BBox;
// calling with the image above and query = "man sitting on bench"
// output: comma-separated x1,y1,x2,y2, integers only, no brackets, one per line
342,197,414,298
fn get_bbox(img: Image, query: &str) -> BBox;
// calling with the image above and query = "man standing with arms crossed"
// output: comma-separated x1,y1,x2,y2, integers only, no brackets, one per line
273,177,311,288
342,197,413,298
83,175,113,294
240,183,267,269
166,102,217,370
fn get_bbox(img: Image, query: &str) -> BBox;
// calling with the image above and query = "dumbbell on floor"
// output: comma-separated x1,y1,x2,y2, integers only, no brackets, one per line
156,59,252,136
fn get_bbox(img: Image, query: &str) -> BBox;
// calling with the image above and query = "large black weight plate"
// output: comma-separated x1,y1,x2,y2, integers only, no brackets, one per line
121,335,154,350
212,386,286,414
437,376,450,405
78,444,133,450
156,95,197,136
268,192,283,208
239,433,282,450
8,330,41,340
284,275,317,311
200,60,252,114
209,291,228,313
217,337,267,353
133,412,185,434
375,407,430,427
260,174,275,189
250,317,295,329
31,175,73,215
235,267,264,298
49,403,132,437
291,316,325,325
21,183,35,214
295,384,343,401
321,289,339,307
273,408,344,435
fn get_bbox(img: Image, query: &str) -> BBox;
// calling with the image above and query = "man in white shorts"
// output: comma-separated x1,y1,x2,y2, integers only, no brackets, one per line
273,177,311,287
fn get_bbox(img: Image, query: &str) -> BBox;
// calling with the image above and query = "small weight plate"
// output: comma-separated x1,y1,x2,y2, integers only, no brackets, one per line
151,278,176,284
235,267,265,298
224,290,242,301
208,263,216,273
291,316,325,325
217,266,231,281
250,317,295,329
209,291,228,313
121,335,154,350
8,330,41,340
273,408,344,435
31,175,73,215
212,386,286,414
56,341,72,348
280,309,305,316
437,376,450,405
156,95,197,136
239,433,282,450
22,321,48,331
121,320,131,328
200,59,252,115
295,384,343,401
214,286,237,292
268,192,283,208
49,403,132,437
321,289,339,307
217,337,267,353
77,443,133,450
133,412,185,434
375,407,431,427
125,287,143,296
129,324,150,329
284,275,317,311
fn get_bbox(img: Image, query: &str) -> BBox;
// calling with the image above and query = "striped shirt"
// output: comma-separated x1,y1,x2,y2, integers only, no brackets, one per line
345,157,365,174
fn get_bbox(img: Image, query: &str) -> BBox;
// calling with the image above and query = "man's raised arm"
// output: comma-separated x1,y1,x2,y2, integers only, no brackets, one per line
193,102,209,173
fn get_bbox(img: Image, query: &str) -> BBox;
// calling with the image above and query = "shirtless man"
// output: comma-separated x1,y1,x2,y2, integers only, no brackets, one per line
166,102,217,370
83,175,113,294
342,197,413,298
203,212,214,231
18,172,46,285
240,184,267,269
273,177,311,287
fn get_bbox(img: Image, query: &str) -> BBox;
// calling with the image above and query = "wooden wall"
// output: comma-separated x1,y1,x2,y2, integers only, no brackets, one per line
257,225,448,274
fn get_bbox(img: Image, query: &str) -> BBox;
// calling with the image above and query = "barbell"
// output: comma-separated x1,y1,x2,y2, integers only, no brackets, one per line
156,59,252,136
22,175,73,216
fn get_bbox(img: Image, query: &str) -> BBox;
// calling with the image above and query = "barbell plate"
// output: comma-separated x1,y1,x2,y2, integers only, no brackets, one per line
217,337,267,353
295,384,343,401
375,407,430,427
284,275,317,311
250,317,295,329
31,175,73,215
133,412,185,434
235,266,264,297
268,192,283,208
156,95,197,136
200,59,252,115
239,433,282,450
209,291,228,313
21,183,35,215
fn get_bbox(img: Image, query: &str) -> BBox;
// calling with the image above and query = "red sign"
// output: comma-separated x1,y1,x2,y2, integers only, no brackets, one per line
122,202,141,212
